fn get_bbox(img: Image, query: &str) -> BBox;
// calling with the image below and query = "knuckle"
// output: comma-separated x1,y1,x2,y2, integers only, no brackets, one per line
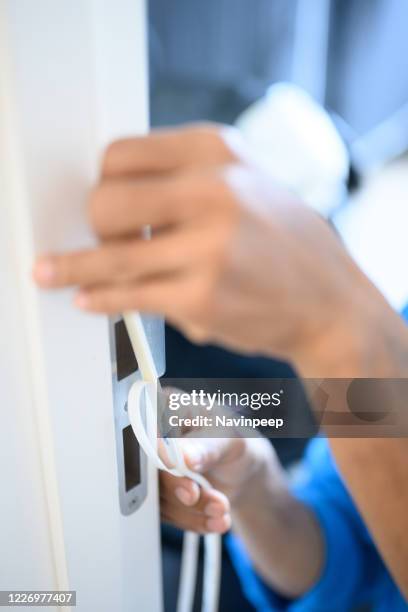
88,294,103,311
184,123,234,163
167,175,198,217
199,517,210,535
198,271,220,317
212,175,240,218
181,284,217,343
124,285,145,312
110,244,136,280
184,292,206,323
88,291,116,314
53,257,71,285
193,497,207,514
184,324,208,346
187,122,222,145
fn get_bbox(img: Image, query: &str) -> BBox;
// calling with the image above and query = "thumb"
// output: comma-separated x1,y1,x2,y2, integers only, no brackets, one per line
180,437,230,474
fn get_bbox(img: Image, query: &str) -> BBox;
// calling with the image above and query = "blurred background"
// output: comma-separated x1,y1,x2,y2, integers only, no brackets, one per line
147,1,408,610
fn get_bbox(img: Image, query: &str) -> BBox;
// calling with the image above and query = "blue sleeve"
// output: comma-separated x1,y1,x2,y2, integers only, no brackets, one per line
226,438,385,612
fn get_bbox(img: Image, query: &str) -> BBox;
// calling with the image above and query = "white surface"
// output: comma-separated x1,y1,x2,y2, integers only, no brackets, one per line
236,83,348,214
335,157,408,311
0,2,162,611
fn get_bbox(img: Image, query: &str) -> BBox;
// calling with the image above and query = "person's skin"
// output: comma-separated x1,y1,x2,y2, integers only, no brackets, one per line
32,124,408,597
160,434,324,598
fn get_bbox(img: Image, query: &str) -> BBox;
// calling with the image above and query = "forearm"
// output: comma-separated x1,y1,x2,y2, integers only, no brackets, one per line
294,268,408,379
231,450,324,598
296,286,408,599
331,438,408,601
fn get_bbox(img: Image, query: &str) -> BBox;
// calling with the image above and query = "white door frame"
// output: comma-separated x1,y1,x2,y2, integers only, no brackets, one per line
0,2,163,610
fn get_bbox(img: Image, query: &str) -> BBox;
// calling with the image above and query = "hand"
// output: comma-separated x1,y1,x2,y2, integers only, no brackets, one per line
159,431,324,600
32,123,377,372
160,434,278,534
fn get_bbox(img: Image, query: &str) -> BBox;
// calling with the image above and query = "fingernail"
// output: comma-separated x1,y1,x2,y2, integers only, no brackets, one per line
74,291,90,309
175,486,194,506
204,502,223,518
33,258,55,285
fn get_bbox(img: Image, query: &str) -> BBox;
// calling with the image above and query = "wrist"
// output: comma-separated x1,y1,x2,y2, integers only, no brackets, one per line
293,279,408,378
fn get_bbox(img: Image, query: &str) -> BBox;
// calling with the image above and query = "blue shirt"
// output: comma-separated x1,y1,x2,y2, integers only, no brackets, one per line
227,437,408,611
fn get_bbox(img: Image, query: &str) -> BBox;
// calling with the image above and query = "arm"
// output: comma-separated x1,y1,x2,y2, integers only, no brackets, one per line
32,124,408,596
288,275,408,597
330,437,408,601
302,302,408,599
229,443,324,598
160,434,386,609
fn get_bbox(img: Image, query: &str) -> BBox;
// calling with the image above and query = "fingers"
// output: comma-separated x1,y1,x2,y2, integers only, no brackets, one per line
162,506,231,535
71,269,212,322
88,175,195,238
72,273,192,315
164,475,201,507
34,251,214,321
102,124,235,178
89,127,236,240
160,471,231,534
32,229,201,289
31,125,240,328
89,168,230,240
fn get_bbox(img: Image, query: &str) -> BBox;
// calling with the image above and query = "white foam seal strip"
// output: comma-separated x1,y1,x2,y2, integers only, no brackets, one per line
124,312,221,612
